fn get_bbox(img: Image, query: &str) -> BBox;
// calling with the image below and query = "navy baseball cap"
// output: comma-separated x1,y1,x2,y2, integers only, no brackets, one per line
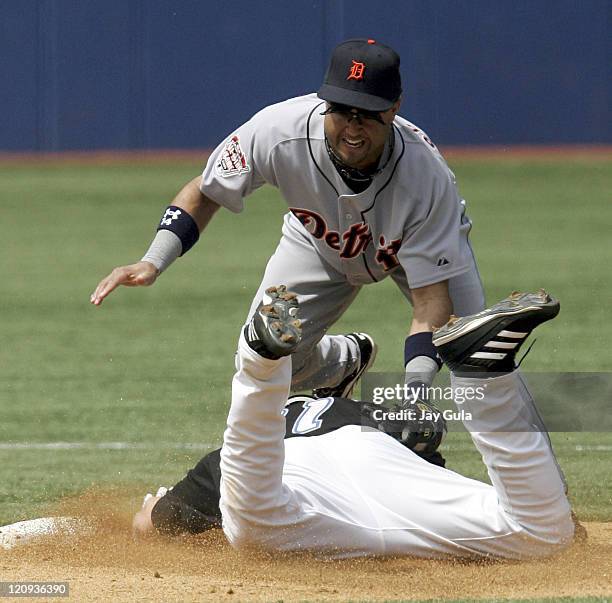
318,38,402,112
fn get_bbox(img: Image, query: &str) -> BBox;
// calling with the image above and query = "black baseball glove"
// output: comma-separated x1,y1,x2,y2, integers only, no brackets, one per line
362,383,447,465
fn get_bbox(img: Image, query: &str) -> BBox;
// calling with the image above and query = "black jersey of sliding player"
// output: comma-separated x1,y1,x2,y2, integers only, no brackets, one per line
151,396,444,535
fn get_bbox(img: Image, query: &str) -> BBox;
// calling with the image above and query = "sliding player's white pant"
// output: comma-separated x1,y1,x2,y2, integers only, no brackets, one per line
219,335,574,559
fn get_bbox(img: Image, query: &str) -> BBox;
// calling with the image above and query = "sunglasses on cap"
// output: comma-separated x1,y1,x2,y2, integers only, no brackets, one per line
320,103,386,126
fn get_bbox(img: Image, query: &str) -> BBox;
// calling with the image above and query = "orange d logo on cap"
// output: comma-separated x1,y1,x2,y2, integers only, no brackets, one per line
347,60,365,81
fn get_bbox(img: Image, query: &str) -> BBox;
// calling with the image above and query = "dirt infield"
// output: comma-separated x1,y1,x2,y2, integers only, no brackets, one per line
1,493,611,602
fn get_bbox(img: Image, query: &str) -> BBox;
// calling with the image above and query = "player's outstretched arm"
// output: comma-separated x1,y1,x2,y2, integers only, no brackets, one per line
403,280,452,387
169,176,221,231
90,176,220,306
90,261,159,306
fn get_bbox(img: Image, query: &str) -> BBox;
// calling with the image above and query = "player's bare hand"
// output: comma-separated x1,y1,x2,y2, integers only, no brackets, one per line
132,495,161,538
90,261,159,306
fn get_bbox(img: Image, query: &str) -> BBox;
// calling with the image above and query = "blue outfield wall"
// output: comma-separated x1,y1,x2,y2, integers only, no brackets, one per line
2,0,610,151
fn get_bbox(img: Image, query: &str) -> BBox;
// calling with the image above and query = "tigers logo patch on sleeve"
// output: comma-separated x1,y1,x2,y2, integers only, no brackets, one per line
215,135,251,177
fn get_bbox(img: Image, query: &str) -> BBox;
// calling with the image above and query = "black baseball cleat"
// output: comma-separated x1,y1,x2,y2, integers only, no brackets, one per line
313,332,378,398
433,290,560,374
244,285,302,359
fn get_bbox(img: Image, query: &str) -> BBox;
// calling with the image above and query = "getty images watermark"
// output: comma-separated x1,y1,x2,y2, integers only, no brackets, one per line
369,382,485,423
361,372,612,432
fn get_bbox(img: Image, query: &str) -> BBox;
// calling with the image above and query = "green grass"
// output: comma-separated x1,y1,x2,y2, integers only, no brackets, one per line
0,157,611,525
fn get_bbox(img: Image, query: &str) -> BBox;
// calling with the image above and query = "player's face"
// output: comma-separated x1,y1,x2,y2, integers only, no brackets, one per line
324,100,401,170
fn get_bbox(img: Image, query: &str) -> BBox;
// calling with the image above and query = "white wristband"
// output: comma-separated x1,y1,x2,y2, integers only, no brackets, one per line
141,229,182,273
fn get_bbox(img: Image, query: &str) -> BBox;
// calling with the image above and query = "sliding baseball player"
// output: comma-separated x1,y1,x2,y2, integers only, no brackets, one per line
132,288,578,559
1,289,580,556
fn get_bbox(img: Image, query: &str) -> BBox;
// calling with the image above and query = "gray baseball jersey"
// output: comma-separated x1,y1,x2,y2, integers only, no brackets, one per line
201,93,473,289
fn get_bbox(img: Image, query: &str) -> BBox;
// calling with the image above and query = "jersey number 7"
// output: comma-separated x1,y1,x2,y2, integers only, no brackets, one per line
289,397,335,435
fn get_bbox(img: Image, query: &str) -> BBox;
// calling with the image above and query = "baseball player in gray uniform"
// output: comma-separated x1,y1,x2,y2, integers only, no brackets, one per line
91,39,485,396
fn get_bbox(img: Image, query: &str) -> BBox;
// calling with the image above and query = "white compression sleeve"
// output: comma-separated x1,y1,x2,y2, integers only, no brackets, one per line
405,355,440,386
141,229,182,273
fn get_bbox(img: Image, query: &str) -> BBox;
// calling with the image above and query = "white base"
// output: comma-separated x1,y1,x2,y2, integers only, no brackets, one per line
0,517,87,550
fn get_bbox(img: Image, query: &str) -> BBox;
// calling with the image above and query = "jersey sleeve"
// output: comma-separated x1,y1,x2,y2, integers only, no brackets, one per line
397,169,471,289
200,114,274,213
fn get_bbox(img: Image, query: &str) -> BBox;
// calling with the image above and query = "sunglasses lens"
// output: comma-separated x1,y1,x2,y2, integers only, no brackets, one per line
329,103,351,116
326,104,384,124
363,111,385,124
